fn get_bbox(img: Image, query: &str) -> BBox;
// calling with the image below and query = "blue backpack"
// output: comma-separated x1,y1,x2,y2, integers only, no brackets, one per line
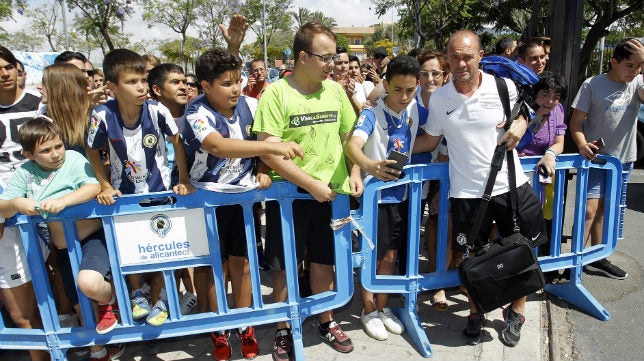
480,55,540,151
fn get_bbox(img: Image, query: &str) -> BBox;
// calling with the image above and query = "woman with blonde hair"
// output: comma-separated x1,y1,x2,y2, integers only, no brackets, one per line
41,63,92,151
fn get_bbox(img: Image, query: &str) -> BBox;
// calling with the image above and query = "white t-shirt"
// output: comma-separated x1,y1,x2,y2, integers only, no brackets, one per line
423,71,528,198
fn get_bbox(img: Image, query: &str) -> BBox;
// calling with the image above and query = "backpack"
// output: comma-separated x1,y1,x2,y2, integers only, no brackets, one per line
479,55,540,151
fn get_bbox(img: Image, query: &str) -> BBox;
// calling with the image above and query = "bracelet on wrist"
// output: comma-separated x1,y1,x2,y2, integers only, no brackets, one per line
545,149,558,159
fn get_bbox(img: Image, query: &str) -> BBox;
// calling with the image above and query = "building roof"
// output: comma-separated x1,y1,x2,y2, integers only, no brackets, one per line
333,26,375,35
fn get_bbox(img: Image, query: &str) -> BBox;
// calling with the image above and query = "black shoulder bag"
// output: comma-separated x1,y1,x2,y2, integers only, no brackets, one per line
458,77,545,314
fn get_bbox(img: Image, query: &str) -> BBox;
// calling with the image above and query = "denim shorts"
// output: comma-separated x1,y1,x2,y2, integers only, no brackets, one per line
587,162,633,199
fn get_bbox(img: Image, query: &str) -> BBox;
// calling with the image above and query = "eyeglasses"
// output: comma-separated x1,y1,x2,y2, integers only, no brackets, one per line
303,50,340,64
419,70,444,78
186,82,197,88
374,54,386,60
86,70,94,77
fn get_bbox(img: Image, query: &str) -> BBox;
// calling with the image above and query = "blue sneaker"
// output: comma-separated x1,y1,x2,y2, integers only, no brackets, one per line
146,299,169,326
131,291,151,321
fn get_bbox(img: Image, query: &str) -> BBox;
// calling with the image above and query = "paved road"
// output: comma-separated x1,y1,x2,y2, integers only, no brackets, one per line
549,169,644,361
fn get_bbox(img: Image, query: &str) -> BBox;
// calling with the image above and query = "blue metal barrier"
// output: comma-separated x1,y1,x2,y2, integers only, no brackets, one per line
0,154,623,359
1,183,353,361
352,154,622,357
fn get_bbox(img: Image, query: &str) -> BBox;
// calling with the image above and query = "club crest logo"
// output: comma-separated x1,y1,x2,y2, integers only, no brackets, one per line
150,214,172,238
143,134,157,148
456,233,467,246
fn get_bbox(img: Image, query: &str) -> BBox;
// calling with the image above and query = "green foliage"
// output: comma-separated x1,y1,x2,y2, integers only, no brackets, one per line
65,0,136,52
336,34,348,50
241,0,295,64
291,7,337,30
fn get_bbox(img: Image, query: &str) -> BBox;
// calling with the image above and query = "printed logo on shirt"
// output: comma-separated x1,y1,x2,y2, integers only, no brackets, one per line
356,114,366,127
192,118,208,133
456,233,467,246
245,125,252,138
89,115,100,134
392,138,405,151
124,160,148,182
10,273,22,281
143,134,158,148
289,111,337,128
604,90,634,112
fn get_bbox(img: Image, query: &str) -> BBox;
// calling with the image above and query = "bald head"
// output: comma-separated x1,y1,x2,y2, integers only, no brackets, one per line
446,30,483,92
448,30,481,53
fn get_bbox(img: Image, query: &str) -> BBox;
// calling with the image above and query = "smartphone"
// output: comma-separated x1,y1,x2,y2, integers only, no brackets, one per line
592,138,605,154
386,150,407,178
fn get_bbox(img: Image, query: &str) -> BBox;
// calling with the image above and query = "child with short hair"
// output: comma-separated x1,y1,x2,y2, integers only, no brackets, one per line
0,117,117,361
86,48,194,328
182,46,302,360
344,55,427,341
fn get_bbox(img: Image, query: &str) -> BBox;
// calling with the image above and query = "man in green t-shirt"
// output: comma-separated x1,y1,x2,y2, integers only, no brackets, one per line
253,20,362,361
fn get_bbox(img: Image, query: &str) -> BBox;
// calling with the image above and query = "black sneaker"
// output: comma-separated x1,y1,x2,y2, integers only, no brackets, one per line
462,313,484,345
501,307,525,347
584,259,628,280
319,321,354,353
272,329,292,361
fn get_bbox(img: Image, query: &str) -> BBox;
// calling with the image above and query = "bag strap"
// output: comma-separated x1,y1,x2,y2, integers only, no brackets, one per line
465,76,520,252
495,76,521,233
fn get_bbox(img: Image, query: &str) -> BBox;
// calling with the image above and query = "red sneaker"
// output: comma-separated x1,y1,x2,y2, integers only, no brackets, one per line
211,331,231,361
96,303,118,334
237,326,259,359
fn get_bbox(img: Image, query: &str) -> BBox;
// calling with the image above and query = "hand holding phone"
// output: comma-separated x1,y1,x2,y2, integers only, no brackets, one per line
591,138,605,154
386,150,407,179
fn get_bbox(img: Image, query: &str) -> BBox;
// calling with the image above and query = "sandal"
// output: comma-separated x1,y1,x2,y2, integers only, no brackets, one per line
432,290,448,311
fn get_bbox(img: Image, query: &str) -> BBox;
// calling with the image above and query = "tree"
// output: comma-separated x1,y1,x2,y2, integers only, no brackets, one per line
242,0,295,53
65,0,136,52
26,2,63,52
0,30,42,51
0,0,27,24
142,0,199,70
374,0,471,49
194,0,243,50
577,0,643,81
291,7,337,30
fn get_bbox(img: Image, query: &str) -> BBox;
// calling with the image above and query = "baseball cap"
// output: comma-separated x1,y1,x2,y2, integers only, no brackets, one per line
374,47,388,58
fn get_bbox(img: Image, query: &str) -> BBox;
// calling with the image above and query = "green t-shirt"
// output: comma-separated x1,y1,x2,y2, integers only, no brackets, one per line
0,150,98,203
252,78,356,194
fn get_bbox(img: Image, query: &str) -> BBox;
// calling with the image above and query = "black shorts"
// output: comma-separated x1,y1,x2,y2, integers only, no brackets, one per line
215,205,251,260
451,183,547,252
264,200,335,270
79,229,111,281
377,201,409,259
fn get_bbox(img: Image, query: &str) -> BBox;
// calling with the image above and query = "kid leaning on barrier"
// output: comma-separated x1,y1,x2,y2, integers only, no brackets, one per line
0,118,115,361
180,16,303,360
85,48,195,336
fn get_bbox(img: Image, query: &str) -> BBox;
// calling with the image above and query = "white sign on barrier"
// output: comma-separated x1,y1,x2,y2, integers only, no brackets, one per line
113,208,209,266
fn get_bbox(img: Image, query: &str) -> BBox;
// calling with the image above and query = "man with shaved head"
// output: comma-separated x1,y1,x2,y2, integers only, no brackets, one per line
415,30,547,348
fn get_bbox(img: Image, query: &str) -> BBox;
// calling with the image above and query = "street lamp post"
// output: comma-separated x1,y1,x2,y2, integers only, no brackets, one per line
262,0,268,68
58,0,70,50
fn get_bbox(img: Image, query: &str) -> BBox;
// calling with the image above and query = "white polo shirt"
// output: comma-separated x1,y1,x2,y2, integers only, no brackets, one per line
423,71,528,198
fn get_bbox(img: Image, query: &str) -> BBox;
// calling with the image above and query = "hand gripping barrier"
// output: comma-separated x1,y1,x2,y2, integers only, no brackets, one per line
352,154,622,357
0,182,353,361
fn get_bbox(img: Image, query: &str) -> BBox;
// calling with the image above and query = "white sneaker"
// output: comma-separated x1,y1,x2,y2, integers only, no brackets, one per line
379,308,405,335
360,309,388,340
179,292,197,315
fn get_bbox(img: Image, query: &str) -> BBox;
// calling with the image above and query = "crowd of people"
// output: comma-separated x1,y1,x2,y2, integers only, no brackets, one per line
0,14,643,361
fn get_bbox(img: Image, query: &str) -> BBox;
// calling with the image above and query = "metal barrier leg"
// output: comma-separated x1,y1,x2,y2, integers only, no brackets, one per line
544,265,610,321
392,292,432,358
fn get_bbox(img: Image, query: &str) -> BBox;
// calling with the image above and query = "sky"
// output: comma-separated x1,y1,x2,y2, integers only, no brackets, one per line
1,0,396,50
